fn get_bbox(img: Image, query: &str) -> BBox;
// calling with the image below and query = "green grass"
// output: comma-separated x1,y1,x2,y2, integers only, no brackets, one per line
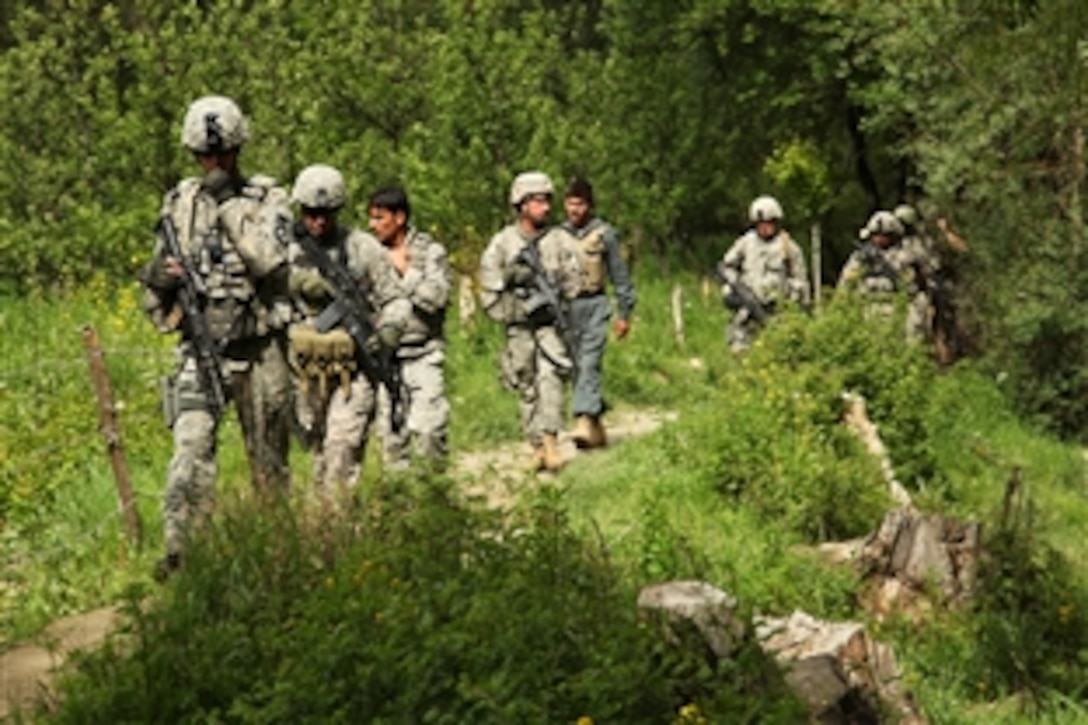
6,269,1088,721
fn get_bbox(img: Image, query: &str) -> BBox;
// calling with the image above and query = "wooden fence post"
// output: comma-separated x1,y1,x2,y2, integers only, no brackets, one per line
811,222,822,311
671,284,685,346
82,325,142,546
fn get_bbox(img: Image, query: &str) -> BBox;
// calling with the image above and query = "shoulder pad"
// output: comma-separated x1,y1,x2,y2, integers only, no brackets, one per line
273,212,293,246
348,227,382,248
247,173,278,189
161,178,199,212
242,175,286,203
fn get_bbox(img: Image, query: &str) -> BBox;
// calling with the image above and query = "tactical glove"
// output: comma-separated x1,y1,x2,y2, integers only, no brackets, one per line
377,322,404,351
365,323,404,356
140,255,180,292
289,267,334,300
503,261,535,288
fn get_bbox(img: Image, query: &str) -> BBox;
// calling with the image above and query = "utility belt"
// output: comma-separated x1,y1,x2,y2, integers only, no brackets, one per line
161,334,281,428
288,324,358,402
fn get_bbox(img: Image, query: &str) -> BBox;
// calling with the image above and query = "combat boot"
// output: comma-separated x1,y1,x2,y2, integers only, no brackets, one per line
541,432,565,472
572,415,594,449
587,415,608,449
523,444,546,473
153,552,182,583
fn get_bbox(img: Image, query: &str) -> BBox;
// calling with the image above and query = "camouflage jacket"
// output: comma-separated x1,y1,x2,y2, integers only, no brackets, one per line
837,241,925,297
720,229,809,306
370,227,451,353
285,225,403,331
479,223,582,325
139,174,292,344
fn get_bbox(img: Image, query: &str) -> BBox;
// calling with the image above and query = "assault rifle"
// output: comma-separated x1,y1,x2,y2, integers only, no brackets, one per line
295,233,406,432
854,241,901,289
158,216,228,420
513,241,577,359
714,261,770,324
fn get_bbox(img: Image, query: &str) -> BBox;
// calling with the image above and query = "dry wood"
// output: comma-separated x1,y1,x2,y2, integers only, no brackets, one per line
841,391,913,508
670,284,684,346
457,273,477,334
82,325,141,546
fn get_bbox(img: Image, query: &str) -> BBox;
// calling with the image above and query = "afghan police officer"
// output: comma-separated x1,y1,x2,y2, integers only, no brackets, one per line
480,171,582,472
285,165,405,497
139,96,293,578
559,177,635,449
719,195,810,352
367,187,452,468
837,210,929,342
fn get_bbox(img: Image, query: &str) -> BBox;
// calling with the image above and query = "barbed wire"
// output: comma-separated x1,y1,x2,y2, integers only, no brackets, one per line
1,491,158,573
0,347,172,386
0,435,100,462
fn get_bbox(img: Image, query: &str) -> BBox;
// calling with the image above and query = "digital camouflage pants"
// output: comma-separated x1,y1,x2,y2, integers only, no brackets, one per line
726,309,760,353
500,324,571,446
295,367,378,497
377,345,450,468
163,335,291,556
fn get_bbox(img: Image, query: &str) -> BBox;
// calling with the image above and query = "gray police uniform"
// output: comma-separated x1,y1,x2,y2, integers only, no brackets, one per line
559,218,635,417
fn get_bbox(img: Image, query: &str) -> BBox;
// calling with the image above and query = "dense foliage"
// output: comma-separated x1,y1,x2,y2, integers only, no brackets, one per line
5,0,1088,720
48,482,803,723
4,273,1088,720
2,0,1086,432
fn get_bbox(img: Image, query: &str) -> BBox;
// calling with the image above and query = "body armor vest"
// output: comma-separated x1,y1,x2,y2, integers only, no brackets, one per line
166,180,263,342
573,226,607,295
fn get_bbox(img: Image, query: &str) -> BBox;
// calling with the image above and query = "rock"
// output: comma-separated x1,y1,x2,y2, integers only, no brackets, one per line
816,537,866,566
860,507,980,612
756,610,926,724
637,580,744,659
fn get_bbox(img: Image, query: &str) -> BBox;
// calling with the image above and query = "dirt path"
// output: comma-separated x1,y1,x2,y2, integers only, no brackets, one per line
0,407,676,719
456,407,677,510
0,606,119,720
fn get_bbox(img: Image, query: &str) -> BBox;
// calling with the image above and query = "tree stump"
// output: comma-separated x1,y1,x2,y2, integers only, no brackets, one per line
859,507,981,619
756,610,925,724
637,580,744,660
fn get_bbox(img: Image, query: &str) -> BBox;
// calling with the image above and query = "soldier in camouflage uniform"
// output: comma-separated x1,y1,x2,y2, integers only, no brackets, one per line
894,203,939,273
837,210,930,342
719,195,810,352
285,165,405,497
367,187,452,468
559,177,636,449
139,96,293,578
480,171,582,472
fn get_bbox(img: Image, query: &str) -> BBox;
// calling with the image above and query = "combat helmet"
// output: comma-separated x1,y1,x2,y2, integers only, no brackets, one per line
509,171,554,207
749,195,784,223
291,165,347,210
180,96,250,153
893,203,920,229
865,210,904,237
